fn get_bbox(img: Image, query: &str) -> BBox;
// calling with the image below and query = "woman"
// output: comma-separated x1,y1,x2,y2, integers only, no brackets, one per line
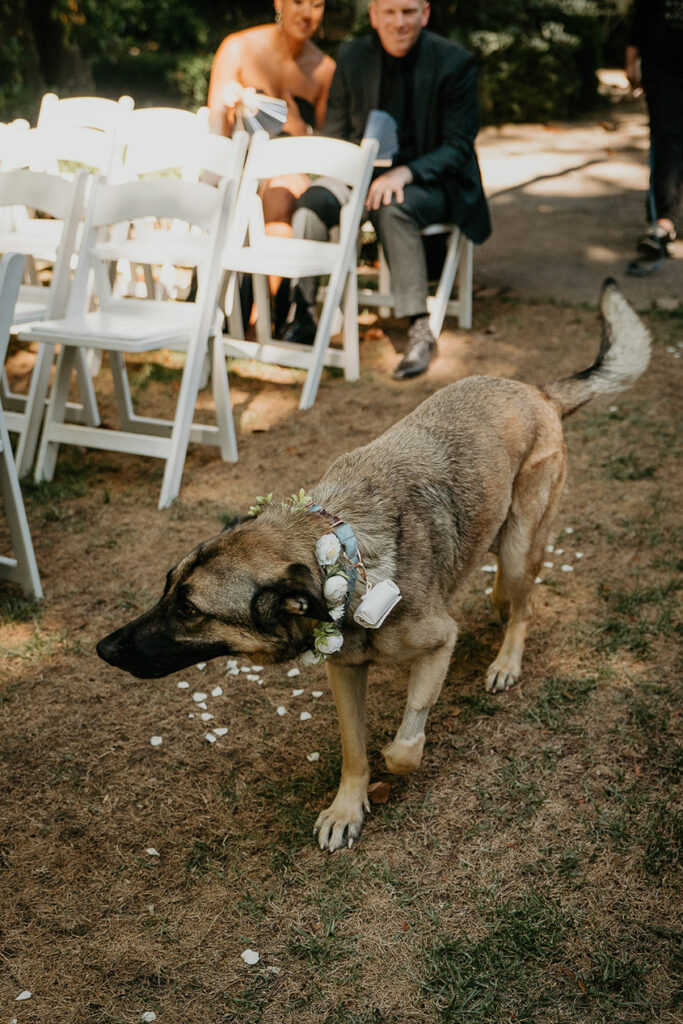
208,0,335,235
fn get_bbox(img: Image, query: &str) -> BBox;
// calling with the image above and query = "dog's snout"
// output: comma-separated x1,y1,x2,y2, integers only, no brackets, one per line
96,628,127,667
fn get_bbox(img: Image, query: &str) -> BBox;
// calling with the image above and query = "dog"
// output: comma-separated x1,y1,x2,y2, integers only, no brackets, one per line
97,279,650,852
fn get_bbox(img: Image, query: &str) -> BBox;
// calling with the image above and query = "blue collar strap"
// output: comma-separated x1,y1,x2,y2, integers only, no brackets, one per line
307,503,366,615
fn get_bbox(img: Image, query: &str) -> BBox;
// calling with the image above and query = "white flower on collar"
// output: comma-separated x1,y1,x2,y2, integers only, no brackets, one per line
316,533,342,566
324,574,348,604
329,604,345,621
316,630,344,655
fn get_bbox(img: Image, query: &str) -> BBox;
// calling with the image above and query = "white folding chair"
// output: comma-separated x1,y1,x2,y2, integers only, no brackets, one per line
359,222,473,334
216,132,379,410
0,119,30,172
17,134,247,509
0,253,42,599
31,92,134,178
120,106,211,182
0,168,95,477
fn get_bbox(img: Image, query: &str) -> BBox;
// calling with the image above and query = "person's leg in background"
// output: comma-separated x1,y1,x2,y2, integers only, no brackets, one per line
370,182,449,379
279,181,349,344
638,68,683,258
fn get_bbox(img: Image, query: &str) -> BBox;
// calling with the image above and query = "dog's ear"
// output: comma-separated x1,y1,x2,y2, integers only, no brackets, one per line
252,562,331,632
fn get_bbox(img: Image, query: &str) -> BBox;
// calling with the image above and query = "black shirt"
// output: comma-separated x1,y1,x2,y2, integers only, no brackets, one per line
377,33,421,167
629,0,683,67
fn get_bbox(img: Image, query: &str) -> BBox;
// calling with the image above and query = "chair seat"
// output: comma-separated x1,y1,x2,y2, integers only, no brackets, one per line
13,292,50,324
222,237,342,278
19,305,195,352
0,224,61,262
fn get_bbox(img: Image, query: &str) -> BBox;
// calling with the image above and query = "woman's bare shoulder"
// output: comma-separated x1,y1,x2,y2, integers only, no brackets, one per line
300,41,336,79
215,23,275,59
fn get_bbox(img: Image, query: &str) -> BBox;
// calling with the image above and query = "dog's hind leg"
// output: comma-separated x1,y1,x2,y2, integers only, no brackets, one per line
486,448,566,693
382,617,458,775
314,662,370,852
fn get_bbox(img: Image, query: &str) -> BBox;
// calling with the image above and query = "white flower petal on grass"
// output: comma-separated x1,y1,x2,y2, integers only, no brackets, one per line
227,667,240,676
200,713,214,721
564,527,574,534
561,564,574,572
312,691,323,698
287,667,300,678
546,544,554,553
251,665,264,672
555,548,564,555
480,564,496,572
299,649,320,665
196,662,207,670
300,711,312,721
150,736,163,747
575,552,584,559
485,587,493,595
246,674,261,682
193,692,208,703
177,681,189,689
15,991,31,1001
211,686,223,697
197,701,208,710
146,848,160,857
241,948,260,965
292,688,304,697
188,713,195,719
276,706,287,717
535,576,542,584
205,733,217,743
226,658,238,670
214,727,228,737
307,752,320,762
240,666,252,673
543,561,554,569
141,1014,157,1023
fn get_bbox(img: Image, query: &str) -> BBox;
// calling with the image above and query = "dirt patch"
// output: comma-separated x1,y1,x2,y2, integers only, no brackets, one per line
1,295,681,1023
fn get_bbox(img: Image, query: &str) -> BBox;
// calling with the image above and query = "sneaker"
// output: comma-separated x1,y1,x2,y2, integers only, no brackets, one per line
392,316,437,380
637,225,676,260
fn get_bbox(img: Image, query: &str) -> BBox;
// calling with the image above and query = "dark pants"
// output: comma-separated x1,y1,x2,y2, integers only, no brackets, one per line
643,66,683,226
292,179,450,319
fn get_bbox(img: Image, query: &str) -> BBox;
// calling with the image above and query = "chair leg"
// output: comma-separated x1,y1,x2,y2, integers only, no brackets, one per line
157,333,211,510
428,228,461,339
253,274,271,344
34,345,78,483
458,239,473,330
211,340,238,463
109,350,136,431
13,343,58,478
299,266,350,411
378,245,392,319
0,412,42,598
342,271,360,382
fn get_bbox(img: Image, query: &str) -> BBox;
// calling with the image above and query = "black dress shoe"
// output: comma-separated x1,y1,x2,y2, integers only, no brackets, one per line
392,317,437,380
280,305,317,345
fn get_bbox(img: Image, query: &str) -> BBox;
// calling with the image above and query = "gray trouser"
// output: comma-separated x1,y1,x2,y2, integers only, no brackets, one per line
292,178,450,319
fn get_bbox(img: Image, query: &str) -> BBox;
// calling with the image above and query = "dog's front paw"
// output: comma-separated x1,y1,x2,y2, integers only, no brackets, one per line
314,788,370,852
485,659,520,693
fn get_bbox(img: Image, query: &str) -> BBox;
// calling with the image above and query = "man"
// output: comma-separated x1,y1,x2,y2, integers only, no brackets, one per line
626,0,683,260
281,0,491,379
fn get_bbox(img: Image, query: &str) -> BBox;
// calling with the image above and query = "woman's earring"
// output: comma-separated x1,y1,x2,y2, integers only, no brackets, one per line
275,8,283,25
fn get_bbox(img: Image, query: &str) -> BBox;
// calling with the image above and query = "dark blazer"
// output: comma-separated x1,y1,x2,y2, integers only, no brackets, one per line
323,30,491,244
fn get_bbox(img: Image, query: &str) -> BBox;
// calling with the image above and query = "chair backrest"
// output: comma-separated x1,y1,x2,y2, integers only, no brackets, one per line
0,252,25,362
120,106,211,181
66,131,248,320
233,133,378,248
0,120,30,171
30,92,134,177
0,168,89,317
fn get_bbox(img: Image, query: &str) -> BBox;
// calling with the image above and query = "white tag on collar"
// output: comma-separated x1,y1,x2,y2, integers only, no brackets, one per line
353,579,401,629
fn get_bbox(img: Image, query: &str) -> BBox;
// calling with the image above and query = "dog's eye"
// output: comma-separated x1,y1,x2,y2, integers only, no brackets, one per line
178,600,202,621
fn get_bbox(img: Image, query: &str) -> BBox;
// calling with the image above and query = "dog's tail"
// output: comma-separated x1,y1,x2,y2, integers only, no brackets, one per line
544,278,651,418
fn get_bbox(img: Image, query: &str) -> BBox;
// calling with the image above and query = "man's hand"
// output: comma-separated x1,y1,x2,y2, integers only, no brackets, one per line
366,165,414,210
